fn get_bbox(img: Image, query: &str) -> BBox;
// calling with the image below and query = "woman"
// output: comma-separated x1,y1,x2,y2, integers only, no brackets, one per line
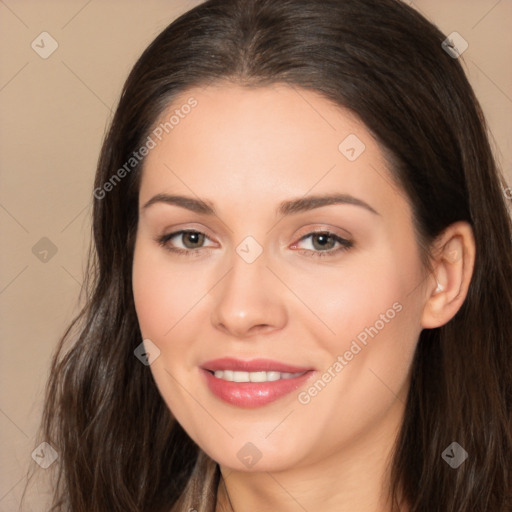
29,0,512,510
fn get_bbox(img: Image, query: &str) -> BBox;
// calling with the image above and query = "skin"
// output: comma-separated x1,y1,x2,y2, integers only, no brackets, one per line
132,83,475,512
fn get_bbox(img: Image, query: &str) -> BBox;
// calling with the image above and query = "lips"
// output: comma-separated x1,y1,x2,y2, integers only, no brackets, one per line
199,357,316,408
201,357,313,373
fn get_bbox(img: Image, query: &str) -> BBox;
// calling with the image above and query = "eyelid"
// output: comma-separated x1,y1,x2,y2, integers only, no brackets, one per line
158,229,217,248
289,224,352,245
289,229,353,254
293,224,353,239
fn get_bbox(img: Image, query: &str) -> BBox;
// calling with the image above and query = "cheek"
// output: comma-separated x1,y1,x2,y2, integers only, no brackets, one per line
289,244,420,349
132,241,208,423
300,237,423,391
320,241,423,395
132,242,207,343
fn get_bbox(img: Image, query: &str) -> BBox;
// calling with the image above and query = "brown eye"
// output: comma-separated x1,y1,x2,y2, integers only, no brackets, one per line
156,229,215,256
310,233,337,251
181,231,206,249
292,231,354,258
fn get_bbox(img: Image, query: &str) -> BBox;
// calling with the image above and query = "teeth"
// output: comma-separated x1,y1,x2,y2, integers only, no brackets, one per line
212,370,307,382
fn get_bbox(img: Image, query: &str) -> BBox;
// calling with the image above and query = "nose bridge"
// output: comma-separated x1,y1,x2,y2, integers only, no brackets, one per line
210,238,286,336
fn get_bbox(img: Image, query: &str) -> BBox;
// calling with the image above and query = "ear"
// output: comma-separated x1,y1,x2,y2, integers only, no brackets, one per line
420,221,476,329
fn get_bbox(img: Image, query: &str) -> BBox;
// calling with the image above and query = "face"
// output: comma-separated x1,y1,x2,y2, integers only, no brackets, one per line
132,83,429,472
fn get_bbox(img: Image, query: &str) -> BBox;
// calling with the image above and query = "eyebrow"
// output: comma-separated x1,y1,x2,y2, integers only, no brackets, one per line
142,192,380,216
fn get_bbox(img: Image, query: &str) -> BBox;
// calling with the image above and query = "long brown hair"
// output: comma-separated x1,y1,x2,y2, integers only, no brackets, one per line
25,0,512,510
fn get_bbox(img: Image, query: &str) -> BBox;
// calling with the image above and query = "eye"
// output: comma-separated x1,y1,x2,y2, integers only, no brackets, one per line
155,229,353,259
155,229,216,256
291,231,353,258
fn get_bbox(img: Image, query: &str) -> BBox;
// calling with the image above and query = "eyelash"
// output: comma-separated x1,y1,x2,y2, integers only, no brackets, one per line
155,229,354,258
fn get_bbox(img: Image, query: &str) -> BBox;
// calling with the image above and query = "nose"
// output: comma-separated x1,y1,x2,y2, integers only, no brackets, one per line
210,247,287,338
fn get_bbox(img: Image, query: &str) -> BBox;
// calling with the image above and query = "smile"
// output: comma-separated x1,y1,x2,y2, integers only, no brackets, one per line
200,367,315,408
210,370,308,382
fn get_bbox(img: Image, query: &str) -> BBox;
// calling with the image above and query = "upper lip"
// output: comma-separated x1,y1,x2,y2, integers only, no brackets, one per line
201,357,313,373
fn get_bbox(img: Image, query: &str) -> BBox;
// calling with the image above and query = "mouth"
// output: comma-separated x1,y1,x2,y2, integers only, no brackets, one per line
205,369,309,382
199,357,316,408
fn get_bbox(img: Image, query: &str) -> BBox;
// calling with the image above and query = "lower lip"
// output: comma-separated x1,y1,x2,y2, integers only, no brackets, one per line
200,368,315,408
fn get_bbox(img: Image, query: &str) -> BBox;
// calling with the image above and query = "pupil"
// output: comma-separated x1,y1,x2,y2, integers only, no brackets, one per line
185,232,203,248
313,233,334,250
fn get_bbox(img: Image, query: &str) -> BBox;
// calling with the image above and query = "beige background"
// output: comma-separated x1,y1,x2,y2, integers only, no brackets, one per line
1,0,511,509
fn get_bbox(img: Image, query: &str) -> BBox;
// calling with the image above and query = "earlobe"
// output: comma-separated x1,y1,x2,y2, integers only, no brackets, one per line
420,222,475,329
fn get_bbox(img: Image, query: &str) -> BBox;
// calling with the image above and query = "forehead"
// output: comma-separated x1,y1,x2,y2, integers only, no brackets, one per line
150,82,370,158
139,83,407,217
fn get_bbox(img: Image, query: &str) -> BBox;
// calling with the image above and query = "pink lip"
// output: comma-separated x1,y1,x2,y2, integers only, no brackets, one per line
200,357,313,373
199,358,316,408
